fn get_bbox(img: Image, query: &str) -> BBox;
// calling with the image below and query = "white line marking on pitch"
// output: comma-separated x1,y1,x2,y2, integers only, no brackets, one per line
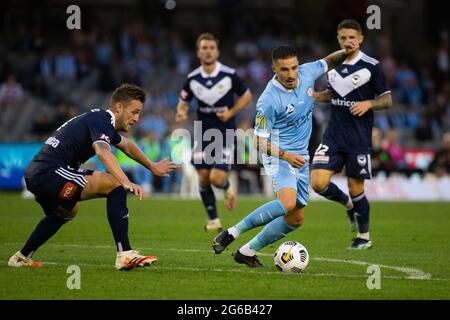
0,259,407,280
1,242,439,281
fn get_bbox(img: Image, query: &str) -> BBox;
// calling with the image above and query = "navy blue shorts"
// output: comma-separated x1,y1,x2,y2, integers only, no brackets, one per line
311,143,372,179
191,137,234,172
25,166,94,215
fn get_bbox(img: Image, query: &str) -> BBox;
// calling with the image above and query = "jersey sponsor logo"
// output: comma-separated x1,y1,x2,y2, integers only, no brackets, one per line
331,98,358,107
45,136,60,148
286,109,312,128
189,76,232,106
286,103,295,115
357,154,367,167
307,87,313,97
328,68,371,97
59,182,78,200
100,133,111,144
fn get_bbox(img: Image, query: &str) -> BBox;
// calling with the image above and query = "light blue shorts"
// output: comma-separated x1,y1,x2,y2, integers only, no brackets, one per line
262,155,310,207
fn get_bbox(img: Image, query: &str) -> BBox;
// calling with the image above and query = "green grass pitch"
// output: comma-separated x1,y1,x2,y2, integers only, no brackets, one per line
1,192,449,299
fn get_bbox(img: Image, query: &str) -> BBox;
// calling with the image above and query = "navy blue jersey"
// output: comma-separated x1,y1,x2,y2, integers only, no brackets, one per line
179,62,248,131
25,109,122,178
323,51,390,152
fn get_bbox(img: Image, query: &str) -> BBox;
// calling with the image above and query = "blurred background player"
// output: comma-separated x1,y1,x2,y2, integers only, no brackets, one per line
175,33,252,232
213,43,358,267
8,84,178,270
311,19,393,250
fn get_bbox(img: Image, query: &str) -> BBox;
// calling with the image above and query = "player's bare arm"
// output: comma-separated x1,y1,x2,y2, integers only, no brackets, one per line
323,40,359,72
93,141,144,199
314,90,332,103
217,90,253,122
175,100,189,122
349,92,393,117
254,135,305,168
116,136,179,177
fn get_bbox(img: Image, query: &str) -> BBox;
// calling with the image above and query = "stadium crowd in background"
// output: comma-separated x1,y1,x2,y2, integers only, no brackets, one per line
0,7,449,194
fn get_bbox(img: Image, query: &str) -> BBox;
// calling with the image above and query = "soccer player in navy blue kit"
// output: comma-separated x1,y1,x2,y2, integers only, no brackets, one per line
175,33,252,232
8,84,178,269
311,19,392,250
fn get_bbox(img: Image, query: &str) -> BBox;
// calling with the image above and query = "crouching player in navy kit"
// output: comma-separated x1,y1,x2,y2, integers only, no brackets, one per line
311,19,392,250
212,42,358,268
8,84,179,270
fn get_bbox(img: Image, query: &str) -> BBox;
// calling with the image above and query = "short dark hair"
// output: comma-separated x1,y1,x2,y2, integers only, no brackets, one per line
337,19,363,33
271,45,298,63
110,83,146,106
196,33,219,49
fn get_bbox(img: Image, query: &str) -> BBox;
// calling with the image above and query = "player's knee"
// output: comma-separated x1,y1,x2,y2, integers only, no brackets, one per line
348,180,364,196
310,171,329,192
209,174,225,188
198,174,210,188
285,211,304,227
55,204,78,220
278,197,297,212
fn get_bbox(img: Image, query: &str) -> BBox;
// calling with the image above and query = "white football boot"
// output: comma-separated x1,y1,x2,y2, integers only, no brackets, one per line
115,250,157,270
204,218,223,232
8,251,43,267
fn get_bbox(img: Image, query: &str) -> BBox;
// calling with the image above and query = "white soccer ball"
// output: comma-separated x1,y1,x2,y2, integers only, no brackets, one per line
274,241,309,273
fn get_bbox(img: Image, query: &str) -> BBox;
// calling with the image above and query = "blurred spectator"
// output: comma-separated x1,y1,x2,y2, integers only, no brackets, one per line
55,48,77,79
139,108,168,140
371,127,392,177
0,75,24,107
135,131,162,194
382,129,406,174
415,117,434,142
395,61,422,106
428,132,450,177
246,54,272,85
31,114,53,139
234,36,259,63
234,119,261,194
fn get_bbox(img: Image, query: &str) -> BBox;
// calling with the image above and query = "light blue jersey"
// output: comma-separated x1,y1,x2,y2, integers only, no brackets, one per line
254,59,328,206
254,59,328,155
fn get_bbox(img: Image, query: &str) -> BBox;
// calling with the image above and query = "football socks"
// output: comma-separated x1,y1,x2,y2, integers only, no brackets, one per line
247,216,297,252
107,186,131,252
199,185,218,219
233,199,288,237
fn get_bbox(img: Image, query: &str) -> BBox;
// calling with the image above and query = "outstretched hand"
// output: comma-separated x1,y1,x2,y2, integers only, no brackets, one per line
343,39,359,55
122,182,145,200
151,158,181,177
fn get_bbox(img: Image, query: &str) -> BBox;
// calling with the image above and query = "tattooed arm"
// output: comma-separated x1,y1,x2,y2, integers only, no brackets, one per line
254,135,306,168
350,92,393,116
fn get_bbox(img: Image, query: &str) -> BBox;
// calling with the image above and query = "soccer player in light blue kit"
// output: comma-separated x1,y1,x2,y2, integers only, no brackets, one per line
213,43,358,267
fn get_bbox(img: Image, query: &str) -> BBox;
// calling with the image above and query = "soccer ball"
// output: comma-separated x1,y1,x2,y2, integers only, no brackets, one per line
274,241,309,273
